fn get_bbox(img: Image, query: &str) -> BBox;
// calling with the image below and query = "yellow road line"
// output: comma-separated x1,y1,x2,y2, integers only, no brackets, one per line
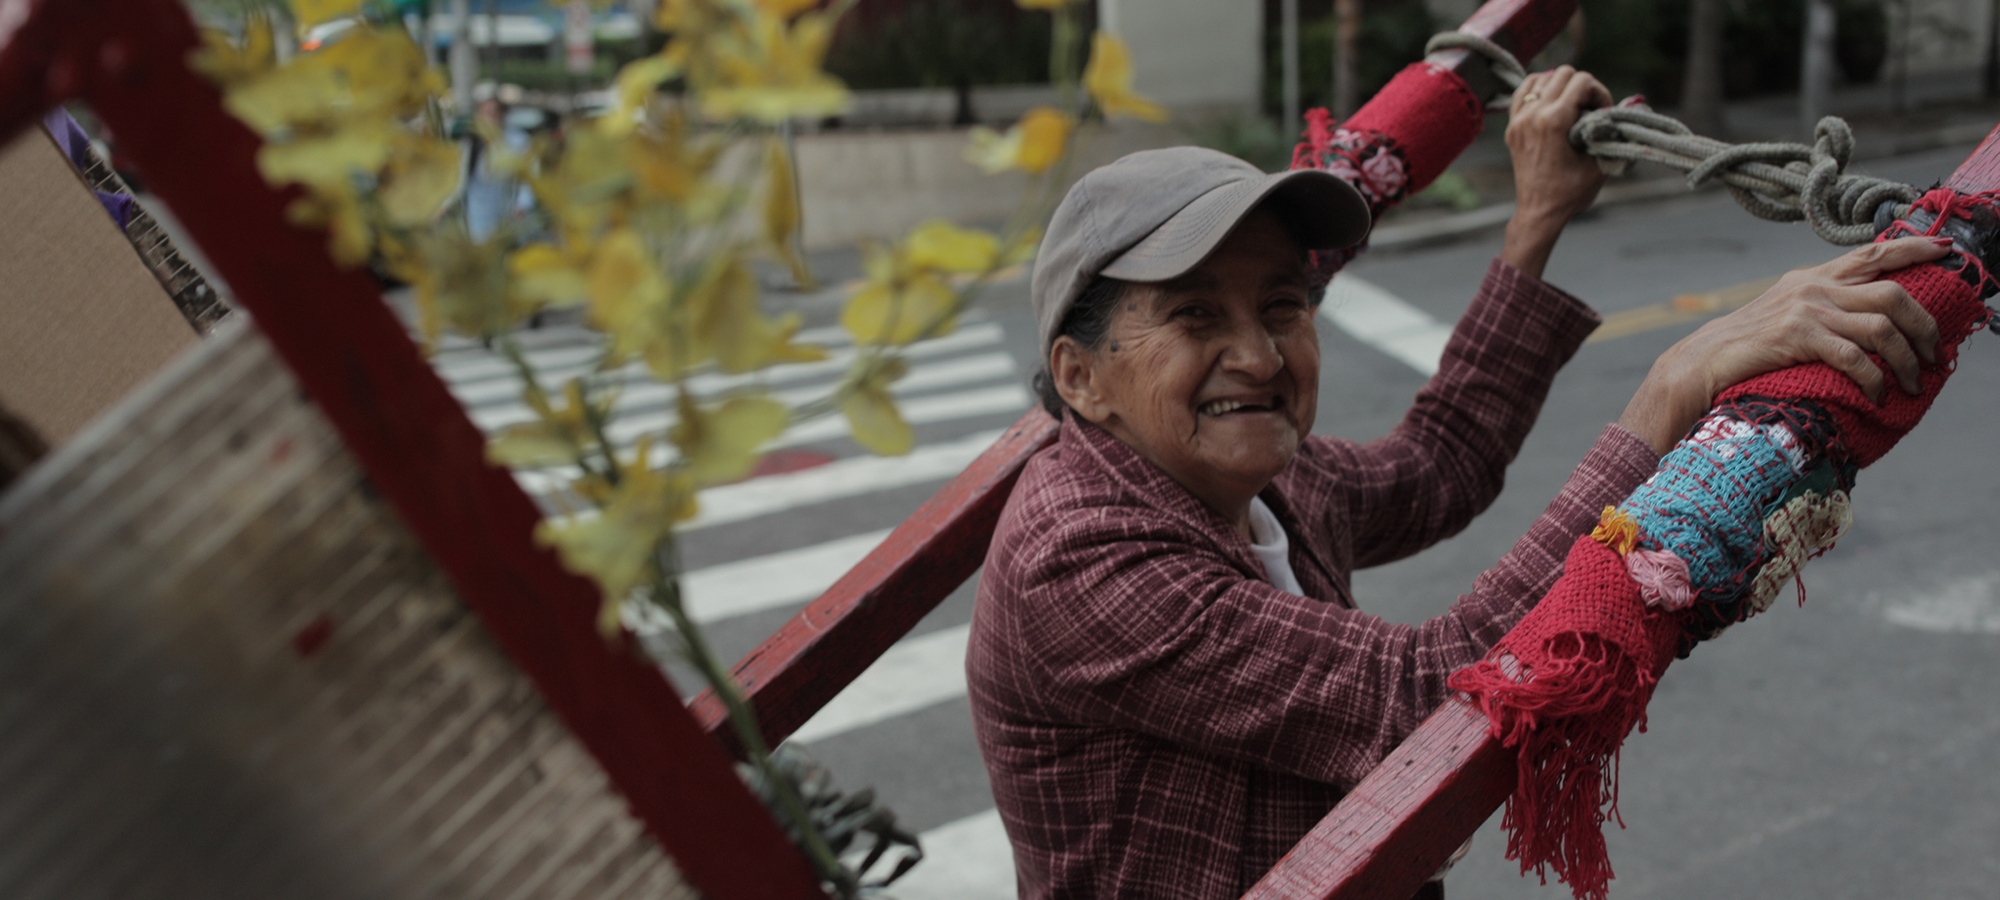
1585,275,1781,343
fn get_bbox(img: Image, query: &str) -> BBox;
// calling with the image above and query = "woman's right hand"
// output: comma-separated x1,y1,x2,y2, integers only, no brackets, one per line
1618,236,1951,456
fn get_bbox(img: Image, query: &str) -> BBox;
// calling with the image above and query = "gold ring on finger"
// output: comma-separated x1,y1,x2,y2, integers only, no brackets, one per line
1521,90,1542,104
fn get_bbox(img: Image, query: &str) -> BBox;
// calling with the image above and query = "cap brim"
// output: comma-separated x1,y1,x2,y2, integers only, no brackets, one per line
1099,167,1371,283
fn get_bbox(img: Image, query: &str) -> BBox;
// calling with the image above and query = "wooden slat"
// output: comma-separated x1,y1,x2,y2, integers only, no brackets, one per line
0,323,695,900
1945,123,2000,193
1251,83,2000,900
691,407,1060,756
1243,701,1511,900
0,2,826,898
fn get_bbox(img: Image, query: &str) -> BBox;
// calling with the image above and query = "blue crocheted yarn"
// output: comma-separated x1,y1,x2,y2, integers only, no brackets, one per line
1619,417,1807,601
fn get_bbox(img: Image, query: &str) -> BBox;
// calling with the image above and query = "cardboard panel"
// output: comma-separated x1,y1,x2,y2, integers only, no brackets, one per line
0,126,194,446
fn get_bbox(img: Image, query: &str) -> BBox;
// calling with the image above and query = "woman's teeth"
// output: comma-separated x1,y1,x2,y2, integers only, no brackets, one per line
1200,399,1272,416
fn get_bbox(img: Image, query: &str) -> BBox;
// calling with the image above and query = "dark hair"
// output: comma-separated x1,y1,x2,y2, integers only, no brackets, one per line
1033,275,1125,416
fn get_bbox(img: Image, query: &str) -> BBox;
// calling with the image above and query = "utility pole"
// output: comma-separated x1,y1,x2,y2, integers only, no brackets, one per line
1281,0,1300,133
1681,0,1726,138
449,0,474,112
1332,0,1360,119
1801,0,1836,138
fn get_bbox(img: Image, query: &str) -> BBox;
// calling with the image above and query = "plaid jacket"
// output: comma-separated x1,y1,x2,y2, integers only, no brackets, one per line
967,260,1661,900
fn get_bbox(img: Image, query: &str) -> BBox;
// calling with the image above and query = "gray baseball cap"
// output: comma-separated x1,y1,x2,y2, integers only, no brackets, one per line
1030,146,1372,359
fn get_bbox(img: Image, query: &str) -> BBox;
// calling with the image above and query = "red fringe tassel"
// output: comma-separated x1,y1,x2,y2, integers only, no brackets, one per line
1448,537,1679,900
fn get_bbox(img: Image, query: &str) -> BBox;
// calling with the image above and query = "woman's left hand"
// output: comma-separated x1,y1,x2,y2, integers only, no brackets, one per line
1501,66,1614,279
1618,236,1952,455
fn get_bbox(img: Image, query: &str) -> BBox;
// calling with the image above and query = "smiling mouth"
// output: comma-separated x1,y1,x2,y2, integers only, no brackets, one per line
1198,397,1283,417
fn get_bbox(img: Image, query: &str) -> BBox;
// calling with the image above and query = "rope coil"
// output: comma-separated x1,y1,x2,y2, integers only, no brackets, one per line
1423,31,1923,245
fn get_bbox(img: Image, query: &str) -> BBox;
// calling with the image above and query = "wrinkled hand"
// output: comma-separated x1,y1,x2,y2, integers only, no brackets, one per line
1507,66,1613,223
1501,66,1615,279
1620,236,1952,455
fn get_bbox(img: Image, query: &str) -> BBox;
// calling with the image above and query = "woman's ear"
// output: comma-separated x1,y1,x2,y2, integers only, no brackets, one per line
1050,336,1112,424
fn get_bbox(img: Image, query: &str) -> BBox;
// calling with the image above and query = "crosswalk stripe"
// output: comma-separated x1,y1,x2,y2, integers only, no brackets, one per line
892,808,1015,900
787,624,970,745
680,428,1007,530
1320,274,1450,376
770,383,1029,447
509,385,1024,499
598,351,1020,446
654,528,891,627
444,321,1006,420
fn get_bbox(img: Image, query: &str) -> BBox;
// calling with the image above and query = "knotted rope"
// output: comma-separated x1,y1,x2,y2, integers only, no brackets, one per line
1424,32,1925,245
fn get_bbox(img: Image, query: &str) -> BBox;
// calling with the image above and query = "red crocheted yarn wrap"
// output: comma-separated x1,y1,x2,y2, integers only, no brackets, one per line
1450,204,1995,900
1717,223,1994,467
1292,60,1486,287
1448,536,1682,900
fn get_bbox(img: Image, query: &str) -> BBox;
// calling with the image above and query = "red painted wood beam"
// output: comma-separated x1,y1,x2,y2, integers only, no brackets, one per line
1244,111,2000,900
1426,0,1579,103
0,1,827,897
691,408,1059,756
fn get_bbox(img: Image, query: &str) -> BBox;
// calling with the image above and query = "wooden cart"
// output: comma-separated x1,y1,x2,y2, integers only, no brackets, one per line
6,0,1994,897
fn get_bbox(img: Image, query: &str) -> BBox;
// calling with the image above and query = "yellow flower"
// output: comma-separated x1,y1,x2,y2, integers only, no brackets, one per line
531,127,633,237
1002,226,1042,266
842,242,958,346
904,220,999,273
377,133,463,226
221,54,350,133
841,358,912,456
699,10,851,123
189,16,276,85
409,228,523,340
670,393,790,486
587,228,671,361
965,106,1072,176
762,137,813,286
534,437,698,635
600,52,681,137
487,378,605,468
255,119,395,190
508,242,592,308
289,0,365,29
757,0,821,17
678,256,826,375
627,112,721,203
1084,32,1168,123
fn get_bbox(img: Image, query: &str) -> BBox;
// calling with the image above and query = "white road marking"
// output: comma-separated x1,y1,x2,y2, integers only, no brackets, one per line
891,808,1015,900
636,529,892,627
447,321,1007,428
599,351,1020,446
682,428,1007,530
1878,571,2000,633
787,625,971,745
1320,274,1453,376
510,386,1023,498
771,383,1029,447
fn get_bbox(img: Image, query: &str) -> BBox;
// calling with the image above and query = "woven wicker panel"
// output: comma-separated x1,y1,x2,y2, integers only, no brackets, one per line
0,320,692,900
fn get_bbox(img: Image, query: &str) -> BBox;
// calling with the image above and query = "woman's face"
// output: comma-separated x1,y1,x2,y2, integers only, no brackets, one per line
1060,210,1320,516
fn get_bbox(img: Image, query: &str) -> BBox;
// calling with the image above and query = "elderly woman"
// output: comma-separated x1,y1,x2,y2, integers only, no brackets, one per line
965,66,1948,900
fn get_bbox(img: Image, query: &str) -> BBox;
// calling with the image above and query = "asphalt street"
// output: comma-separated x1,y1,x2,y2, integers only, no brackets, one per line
438,139,2000,899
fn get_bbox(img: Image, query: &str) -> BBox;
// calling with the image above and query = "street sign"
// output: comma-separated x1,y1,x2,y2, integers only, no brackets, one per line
564,1,593,76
